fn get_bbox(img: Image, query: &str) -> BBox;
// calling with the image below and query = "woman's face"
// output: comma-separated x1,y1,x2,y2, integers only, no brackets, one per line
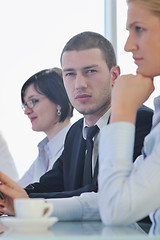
125,2,160,77
23,84,59,137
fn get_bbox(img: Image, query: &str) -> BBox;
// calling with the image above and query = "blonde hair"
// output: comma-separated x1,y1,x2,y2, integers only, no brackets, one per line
127,0,160,17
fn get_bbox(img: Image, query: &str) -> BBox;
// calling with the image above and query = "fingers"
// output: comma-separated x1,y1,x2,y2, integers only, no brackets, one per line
111,74,154,124
0,173,29,216
0,198,5,209
0,203,7,215
0,172,29,199
0,185,17,199
0,172,25,192
0,172,20,190
0,208,6,215
0,184,28,199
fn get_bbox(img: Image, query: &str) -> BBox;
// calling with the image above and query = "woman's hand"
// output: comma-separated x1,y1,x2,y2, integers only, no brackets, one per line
111,74,154,124
0,172,29,215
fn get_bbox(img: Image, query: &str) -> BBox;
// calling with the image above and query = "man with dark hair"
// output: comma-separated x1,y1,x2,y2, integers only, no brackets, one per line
0,32,153,221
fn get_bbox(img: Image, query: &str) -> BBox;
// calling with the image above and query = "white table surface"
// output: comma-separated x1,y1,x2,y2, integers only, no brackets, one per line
0,217,159,240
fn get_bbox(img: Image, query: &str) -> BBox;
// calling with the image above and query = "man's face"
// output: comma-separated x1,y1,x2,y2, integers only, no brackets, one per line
62,48,116,122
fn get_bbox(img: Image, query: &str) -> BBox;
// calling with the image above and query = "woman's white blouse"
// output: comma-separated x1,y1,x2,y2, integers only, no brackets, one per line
18,124,71,187
98,95,160,230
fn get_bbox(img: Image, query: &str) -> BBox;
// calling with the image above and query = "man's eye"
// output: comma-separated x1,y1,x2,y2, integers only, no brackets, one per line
87,69,96,73
66,72,75,76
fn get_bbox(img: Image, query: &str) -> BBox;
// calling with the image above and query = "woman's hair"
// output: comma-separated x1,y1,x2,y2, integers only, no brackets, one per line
127,0,160,17
21,67,73,122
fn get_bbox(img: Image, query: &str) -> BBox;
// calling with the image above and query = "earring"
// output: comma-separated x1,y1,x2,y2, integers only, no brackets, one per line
57,108,61,116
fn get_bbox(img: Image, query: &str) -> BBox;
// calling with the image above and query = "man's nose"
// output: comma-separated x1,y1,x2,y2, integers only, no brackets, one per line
75,73,87,89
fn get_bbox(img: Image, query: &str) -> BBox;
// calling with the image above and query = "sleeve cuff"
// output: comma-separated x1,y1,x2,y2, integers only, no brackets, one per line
47,197,82,221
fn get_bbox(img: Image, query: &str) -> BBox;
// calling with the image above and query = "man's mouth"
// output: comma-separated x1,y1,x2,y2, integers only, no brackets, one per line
75,94,91,101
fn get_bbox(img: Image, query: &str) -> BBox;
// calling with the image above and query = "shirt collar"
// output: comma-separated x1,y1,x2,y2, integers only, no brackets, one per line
37,124,72,149
38,137,49,148
154,95,160,111
82,108,111,139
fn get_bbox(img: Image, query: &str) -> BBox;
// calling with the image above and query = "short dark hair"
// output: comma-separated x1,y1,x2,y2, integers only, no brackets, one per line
60,31,116,70
21,68,73,122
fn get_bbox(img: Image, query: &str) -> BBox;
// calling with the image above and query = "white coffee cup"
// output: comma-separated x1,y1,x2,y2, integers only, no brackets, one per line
14,198,53,219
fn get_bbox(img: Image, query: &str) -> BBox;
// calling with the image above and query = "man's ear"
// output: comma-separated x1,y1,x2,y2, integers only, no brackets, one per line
111,65,120,87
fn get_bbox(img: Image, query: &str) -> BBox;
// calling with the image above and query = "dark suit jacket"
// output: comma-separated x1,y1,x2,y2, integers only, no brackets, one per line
25,105,153,199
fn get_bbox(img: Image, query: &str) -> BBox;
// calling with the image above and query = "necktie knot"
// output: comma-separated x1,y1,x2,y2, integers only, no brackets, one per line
86,125,99,141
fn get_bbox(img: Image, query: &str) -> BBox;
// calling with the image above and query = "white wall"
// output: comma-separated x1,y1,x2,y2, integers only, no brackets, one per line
0,0,104,177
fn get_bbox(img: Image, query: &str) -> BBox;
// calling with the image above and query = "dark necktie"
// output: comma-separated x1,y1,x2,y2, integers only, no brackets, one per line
83,125,99,185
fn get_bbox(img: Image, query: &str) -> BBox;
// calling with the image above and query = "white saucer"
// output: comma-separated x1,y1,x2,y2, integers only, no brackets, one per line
0,216,58,232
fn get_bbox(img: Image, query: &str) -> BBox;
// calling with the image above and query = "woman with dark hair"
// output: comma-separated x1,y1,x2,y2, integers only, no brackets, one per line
18,68,73,187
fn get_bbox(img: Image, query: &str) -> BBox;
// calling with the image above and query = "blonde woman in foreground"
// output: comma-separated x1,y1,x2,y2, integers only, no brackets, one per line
98,0,160,233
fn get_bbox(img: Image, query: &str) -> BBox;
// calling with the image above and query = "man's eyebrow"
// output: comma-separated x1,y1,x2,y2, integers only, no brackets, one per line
83,65,98,70
63,65,98,72
63,68,74,72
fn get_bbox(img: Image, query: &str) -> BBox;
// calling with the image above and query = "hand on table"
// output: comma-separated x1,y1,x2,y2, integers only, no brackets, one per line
0,172,29,215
